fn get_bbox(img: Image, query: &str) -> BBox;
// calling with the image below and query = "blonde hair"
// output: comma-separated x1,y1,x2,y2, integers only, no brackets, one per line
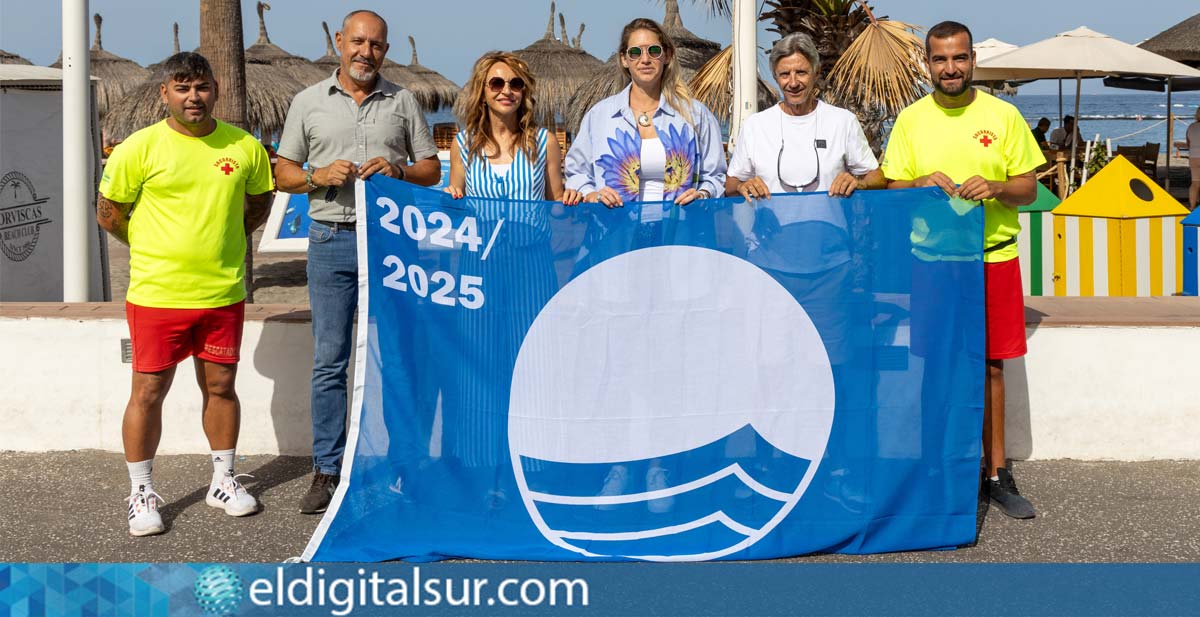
454,51,540,164
618,18,694,126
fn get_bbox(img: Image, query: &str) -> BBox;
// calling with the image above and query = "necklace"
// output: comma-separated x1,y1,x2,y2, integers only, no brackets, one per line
636,111,653,127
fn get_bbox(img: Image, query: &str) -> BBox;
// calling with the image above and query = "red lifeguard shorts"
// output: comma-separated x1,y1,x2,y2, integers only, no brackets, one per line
985,257,1027,360
125,301,245,372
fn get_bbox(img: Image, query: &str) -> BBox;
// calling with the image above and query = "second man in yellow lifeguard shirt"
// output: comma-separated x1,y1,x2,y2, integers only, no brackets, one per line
882,21,1043,520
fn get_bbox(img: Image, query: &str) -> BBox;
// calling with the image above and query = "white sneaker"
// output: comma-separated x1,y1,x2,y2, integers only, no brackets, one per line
206,473,258,517
126,487,165,537
595,465,628,511
646,465,675,513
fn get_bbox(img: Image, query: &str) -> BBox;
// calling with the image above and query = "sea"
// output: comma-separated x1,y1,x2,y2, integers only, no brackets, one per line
422,91,1200,154
1008,92,1200,153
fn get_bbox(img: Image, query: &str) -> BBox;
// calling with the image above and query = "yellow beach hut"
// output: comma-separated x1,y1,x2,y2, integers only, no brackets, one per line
1052,156,1189,296
1017,183,1060,296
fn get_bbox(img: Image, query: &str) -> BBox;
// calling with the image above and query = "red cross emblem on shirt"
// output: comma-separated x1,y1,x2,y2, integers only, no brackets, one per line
220,163,234,175
979,135,993,147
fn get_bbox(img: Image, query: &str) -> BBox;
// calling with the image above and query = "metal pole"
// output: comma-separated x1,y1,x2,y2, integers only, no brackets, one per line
1058,79,1063,124
1165,78,1172,192
729,0,757,152
1068,75,1081,193
62,0,90,301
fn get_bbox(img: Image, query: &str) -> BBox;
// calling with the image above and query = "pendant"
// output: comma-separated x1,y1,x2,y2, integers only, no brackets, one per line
637,112,652,127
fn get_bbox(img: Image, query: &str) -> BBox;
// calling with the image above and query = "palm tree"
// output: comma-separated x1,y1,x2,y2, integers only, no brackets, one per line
199,0,256,301
199,0,248,131
688,0,927,149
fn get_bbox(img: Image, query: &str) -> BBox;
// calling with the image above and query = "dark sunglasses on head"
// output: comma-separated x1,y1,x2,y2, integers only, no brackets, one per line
625,45,664,60
487,77,526,93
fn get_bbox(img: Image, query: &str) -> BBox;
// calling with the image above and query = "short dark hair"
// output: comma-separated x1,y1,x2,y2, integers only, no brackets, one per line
1064,114,1076,123
1037,117,1051,127
157,52,213,85
926,21,973,55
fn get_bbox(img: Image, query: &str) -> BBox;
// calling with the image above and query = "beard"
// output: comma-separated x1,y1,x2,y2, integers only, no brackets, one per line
933,70,972,97
347,57,378,82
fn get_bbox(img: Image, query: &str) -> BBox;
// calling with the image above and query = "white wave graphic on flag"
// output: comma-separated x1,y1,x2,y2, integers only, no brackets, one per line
509,246,836,561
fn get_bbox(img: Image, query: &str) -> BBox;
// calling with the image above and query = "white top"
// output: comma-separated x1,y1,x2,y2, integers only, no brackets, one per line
638,137,666,222
1048,127,1080,150
729,101,877,193
727,101,877,229
489,162,511,178
1187,122,1200,151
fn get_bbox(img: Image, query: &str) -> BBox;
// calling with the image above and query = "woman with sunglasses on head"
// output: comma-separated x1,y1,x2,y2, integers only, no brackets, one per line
565,18,725,212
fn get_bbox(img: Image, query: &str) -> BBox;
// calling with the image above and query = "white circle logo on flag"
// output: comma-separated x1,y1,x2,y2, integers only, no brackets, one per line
509,246,835,561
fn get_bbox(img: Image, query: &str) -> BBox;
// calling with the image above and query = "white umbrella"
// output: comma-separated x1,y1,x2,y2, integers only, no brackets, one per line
975,27,1200,188
973,37,1017,63
975,27,1200,80
973,38,1020,96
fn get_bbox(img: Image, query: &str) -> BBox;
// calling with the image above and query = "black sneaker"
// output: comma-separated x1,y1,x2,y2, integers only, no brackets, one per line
299,472,339,514
987,467,1036,519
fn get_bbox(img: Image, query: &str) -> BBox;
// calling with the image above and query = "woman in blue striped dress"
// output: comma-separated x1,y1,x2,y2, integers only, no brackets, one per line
441,52,579,507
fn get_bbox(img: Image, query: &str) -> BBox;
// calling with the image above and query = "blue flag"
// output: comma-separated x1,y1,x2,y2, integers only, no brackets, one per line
302,177,985,562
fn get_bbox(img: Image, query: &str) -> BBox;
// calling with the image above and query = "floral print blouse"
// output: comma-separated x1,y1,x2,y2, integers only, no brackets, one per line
565,84,726,202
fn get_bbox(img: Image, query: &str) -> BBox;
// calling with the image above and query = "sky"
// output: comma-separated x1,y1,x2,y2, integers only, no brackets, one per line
1,0,1197,96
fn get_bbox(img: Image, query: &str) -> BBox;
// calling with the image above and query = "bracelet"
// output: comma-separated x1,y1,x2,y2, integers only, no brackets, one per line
396,165,406,181
304,170,317,191
697,188,710,199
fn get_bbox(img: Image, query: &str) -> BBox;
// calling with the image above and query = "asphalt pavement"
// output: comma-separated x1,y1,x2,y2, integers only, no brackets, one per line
0,453,1196,563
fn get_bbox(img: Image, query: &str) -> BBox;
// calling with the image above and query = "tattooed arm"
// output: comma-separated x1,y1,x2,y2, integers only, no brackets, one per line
244,190,275,235
96,194,134,246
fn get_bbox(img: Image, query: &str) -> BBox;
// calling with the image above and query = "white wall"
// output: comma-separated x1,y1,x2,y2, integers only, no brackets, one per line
2,316,1198,460
1005,325,1200,461
0,316,317,455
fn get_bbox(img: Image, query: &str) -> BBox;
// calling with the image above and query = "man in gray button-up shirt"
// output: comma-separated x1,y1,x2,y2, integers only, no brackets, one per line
274,9,441,514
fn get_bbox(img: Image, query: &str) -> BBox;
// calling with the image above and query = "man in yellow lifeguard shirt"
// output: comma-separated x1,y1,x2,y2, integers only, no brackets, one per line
882,22,1043,520
96,52,275,537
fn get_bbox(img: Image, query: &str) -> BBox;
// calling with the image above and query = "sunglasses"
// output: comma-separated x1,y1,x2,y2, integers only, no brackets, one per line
487,76,526,93
625,45,664,60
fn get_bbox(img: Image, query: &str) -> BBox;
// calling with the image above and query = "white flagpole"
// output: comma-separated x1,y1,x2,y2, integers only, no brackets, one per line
62,0,90,301
729,0,757,152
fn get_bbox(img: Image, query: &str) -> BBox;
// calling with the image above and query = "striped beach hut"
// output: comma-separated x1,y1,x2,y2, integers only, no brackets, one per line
1180,208,1200,296
1051,156,1189,297
1017,183,1060,296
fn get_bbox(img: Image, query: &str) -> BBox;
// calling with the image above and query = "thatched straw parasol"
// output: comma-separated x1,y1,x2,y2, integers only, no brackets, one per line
661,0,723,78
145,23,182,76
563,0,724,132
245,2,327,86
0,49,33,65
314,21,339,74
688,45,780,125
1139,13,1200,66
512,1,603,127
52,14,150,119
380,36,459,112
400,35,460,110
103,57,304,143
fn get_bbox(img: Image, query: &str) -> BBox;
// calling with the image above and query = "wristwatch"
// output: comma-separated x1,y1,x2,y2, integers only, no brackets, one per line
304,170,317,191
697,188,711,199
